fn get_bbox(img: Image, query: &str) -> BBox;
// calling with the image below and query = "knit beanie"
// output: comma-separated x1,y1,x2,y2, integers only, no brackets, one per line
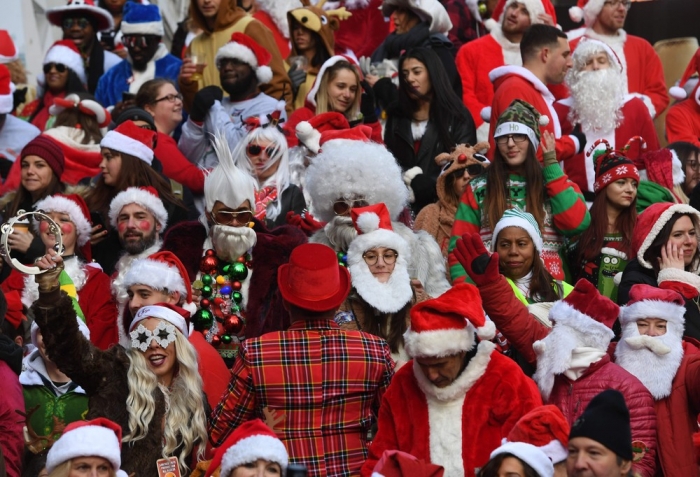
20,135,65,178
593,149,640,194
493,99,550,151
491,208,543,253
569,389,633,460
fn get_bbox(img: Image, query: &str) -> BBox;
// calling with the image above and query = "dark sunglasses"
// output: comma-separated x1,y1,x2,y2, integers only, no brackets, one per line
123,35,159,49
212,209,254,226
62,17,90,30
43,63,67,74
466,163,485,176
332,198,369,216
247,144,276,157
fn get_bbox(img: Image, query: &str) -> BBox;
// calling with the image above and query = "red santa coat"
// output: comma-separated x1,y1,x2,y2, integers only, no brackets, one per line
456,29,520,138
488,66,578,162
666,85,700,149
554,95,660,193
569,31,669,118
361,341,542,477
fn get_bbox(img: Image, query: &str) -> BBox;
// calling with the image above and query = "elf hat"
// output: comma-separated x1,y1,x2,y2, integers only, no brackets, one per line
50,93,111,128
0,30,17,63
670,48,700,106
129,303,190,337
491,208,543,253
123,251,196,315
632,202,700,270
296,112,350,154
34,194,92,256
486,0,557,32
0,64,13,114
215,32,273,84
205,419,288,477
45,418,122,474
108,186,168,230
489,442,554,477
306,55,360,107
507,405,570,464
43,40,87,84
101,120,157,165
404,283,496,358
121,2,164,37
620,284,685,329
493,99,550,151
46,0,114,32
569,0,609,27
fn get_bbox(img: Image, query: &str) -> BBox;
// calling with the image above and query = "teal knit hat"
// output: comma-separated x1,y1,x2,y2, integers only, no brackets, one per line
491,208,543,253
493,99,550,150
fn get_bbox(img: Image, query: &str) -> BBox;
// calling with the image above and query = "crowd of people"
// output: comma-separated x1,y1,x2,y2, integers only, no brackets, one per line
0,0,699,476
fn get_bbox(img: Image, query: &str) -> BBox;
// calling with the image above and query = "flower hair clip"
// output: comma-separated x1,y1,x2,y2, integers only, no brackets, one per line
130,321,177,352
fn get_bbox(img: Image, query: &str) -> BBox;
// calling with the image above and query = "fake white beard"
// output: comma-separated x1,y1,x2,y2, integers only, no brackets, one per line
615,324,684,400
348,259,413,314
210,224,257,262
533,325,588,400
324,216,358,252
567,68,625,133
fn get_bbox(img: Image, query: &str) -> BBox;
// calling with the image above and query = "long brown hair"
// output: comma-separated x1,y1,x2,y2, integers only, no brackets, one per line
643,212,700,274
354,298,410,354
485,143,546,231
53,98,104,145
575,189,636,265
315,60,361,119
84,151,185,221
7,169,63,218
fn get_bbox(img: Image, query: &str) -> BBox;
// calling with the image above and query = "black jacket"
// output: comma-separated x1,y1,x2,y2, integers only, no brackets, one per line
264,184,306,230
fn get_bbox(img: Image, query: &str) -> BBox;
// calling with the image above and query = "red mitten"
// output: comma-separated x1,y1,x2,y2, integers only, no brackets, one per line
453,233,500,287
286,211,325,236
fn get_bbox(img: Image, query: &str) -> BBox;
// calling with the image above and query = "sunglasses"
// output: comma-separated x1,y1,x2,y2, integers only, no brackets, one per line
466,163,485,176
247,144,276,157
43,63,67,74
123,35,159,49
333,198,369,216
62,17,90,30
212,209,254,226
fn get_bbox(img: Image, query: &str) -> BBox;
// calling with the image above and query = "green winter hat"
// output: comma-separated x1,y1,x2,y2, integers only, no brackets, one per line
493,99,550,150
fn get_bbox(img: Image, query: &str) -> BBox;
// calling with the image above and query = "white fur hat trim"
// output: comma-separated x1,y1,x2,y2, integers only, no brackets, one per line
121,20,164,36
44,44,86,84
404,327,475,358
581,0,605,26
636,204,700,269
548,300,614,349
108,187,168,229
45,423,120,474
538,439,569,464
220,435,289,477
122,258,187,297
101,130,154,165
620,299,685,327
296,121,321,154
215,42,273,84
130,304,188,336
34,196,92,247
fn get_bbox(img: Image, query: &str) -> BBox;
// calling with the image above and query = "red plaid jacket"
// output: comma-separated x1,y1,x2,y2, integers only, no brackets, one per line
209,319,395,476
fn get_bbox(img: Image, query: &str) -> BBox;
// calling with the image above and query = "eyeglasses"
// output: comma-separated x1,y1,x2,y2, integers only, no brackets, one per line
43,63,67,74
247,144,276,157
332,198,369,216
362,250,398,266
62,17,90,30
152,93,183,104
211,209,254,226
495,134,529,145
603,0,631,9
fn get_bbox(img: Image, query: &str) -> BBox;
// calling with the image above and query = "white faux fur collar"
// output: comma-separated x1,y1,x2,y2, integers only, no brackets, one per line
413,341,496,402
489,65,554,101
490,27,522,62
584,28,627,47
657,267,700,291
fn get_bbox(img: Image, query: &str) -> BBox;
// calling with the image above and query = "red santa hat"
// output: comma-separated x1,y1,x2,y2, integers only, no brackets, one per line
632,202,700,270
205,419,288,477
319,124,373,148
306,55,360,107
507,405,570,464
620,284,685,330
569,0,607,27
634,147,684,192
101,120,157,165
486,0,557,32
489,442,554,477
371,450,445,477
43,40,87,85
129,303,190,337
404,283,496,358
123,251,196,315
46,0,114,32
670,48,700,107
296,112,351,154
45,418,122,474
547,278,617,335
109,186,168,230
50,93,111,128
0,30,18,64
34,193,93,261
0,64,13,114
215,32,273,85
3,290,26,330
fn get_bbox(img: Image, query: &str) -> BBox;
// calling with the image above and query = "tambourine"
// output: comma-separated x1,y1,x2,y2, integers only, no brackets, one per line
0,210,64,275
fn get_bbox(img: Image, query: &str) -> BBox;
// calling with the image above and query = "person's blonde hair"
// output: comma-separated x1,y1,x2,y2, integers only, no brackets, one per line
124,330,207,474
48,459,117,477
315,61,361,120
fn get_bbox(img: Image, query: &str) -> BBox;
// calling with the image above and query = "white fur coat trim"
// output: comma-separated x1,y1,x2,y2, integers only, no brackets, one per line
490,27,522,67
658,266,700,290
489,65,554,102
636,204,700,269
413,340,496,402
620,299,685,327
427,396,465,477
548,300,615,345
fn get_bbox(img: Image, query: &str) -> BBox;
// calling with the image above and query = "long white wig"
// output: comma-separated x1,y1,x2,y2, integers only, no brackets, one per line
124,330,207,474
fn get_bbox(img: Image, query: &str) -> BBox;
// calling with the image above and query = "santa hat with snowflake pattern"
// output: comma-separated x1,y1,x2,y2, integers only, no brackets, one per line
215,32,273,85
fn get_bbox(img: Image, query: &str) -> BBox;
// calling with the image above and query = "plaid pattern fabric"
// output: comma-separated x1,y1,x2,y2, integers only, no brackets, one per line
209,319,395,477
440,0,480,50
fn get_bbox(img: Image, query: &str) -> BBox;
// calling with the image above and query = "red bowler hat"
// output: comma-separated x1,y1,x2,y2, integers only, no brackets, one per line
277,243,350,312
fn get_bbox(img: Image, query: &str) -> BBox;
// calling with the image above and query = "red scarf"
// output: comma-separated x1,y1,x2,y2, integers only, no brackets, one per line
254,186,278,221
31,90,65,131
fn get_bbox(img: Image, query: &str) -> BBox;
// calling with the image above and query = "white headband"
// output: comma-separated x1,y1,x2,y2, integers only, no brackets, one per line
130,305,188,337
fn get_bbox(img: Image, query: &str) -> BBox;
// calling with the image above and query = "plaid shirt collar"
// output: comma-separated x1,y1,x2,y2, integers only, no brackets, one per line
288,318,340,331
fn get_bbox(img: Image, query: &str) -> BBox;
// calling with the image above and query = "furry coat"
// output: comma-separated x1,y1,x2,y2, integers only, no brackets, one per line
161,219,307,338
31,290,177,477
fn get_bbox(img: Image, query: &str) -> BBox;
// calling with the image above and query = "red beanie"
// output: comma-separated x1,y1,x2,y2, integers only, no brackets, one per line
20,135,65,178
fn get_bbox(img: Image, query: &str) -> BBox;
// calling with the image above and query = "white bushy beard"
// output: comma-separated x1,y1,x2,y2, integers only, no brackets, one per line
615,323,684,400
533,325,587,400
324,216,358,252
567,68,625,133
210,225,257,262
